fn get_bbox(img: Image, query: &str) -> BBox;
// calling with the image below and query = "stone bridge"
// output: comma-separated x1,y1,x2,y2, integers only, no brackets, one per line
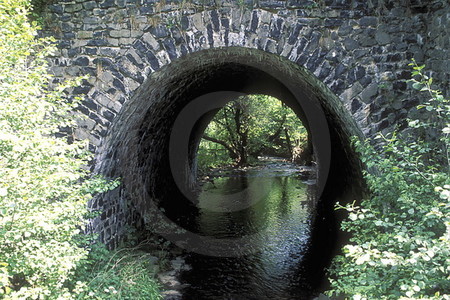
44,0,449,246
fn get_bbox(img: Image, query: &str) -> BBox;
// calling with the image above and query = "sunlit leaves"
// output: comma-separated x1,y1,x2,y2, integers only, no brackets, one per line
197,94,307,169
0,0,118,298
328,63,450,299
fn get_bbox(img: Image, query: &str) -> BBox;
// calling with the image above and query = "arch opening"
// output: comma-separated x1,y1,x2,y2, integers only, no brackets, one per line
195,94,311,173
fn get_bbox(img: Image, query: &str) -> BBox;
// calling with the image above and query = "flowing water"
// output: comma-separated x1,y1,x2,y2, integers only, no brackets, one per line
177,158,327,300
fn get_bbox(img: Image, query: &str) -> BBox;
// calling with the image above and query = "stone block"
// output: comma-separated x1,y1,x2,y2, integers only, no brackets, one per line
360,83,378,103
78,31,94,39
65,3,83,13
359,16,378,27
110,30,131,38
83,1,97,10
375,31,391,45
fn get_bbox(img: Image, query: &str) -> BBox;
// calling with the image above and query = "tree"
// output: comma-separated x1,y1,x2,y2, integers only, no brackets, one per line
197,95,308,169
0,0,117,298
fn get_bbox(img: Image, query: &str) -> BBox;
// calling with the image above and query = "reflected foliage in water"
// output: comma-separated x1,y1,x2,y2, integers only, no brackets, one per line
180,160,318,299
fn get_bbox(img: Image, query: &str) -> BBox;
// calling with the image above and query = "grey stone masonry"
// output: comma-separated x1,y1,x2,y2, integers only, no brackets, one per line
42,0,449,247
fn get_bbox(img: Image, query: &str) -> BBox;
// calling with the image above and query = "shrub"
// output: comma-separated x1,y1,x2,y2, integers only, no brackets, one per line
327,61,450,299
0,0,118,298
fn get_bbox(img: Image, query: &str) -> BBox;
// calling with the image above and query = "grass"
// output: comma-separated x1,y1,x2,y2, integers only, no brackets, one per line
74,244,164,300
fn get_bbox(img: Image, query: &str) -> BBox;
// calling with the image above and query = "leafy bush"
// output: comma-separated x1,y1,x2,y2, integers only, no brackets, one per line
0,0,121,298
327,61,450,299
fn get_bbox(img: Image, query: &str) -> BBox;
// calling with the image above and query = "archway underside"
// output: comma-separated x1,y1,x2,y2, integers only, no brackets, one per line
93,48,364,247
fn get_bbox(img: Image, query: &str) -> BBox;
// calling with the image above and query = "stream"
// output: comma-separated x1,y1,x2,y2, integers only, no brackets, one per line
173,157,328,300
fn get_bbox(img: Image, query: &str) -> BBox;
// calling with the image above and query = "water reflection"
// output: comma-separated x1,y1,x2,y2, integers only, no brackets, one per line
180,160,318,299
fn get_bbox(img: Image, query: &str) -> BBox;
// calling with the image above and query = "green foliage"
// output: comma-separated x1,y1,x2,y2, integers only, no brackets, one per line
327,61,450,299
197,95,308,170
0,0,122,298
72,244,163,300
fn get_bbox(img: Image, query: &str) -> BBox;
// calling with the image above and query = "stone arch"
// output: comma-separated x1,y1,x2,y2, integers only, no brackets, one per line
91,44,363,246
82,8,375,161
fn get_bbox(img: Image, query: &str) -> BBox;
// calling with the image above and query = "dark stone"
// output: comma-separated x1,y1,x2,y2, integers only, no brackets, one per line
60,15,71,22
77,104,90,115
343,37,359,51
74,56,90,66
359,16,378,27
397,70,411,80
103,109,116,122
139,6,153,14
93,31,106,38
330,79,345,94
63,32,75,39
270,18,283,39
125,53,144,69
328,0,351,8
48,5,63,14
82,67,97,76
325,18,343,27
170,27,184,44
354,66,365,81
99,0,115,8
162,39,178,60
87,39,109,47
83,98,99,110
287,0,315,8
93,58,118,72
296,54,308,65
351,98,362,112
180,44,189,56
353,49,368,59
73,85,92,95
306,55,321,72
68,48,80,57
83,1,97,10
113,78,126,93
304,31,320,52
133,40,149,54
359,36,376,47
359,76,372,87
116,0,126,8
150,26,169,38
206,23,214,47
221,18,230,30
335,63,347,78
393,80,407,91
181,16,189,31
145,50,160,70
259,0,284,9
375,31,391,45
376,119,389,131
250,11,259,32
61,23,73,32
288,23,302,44
88,112,105,126
387,53,402,62
318,63,332,80
211,10,220,31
